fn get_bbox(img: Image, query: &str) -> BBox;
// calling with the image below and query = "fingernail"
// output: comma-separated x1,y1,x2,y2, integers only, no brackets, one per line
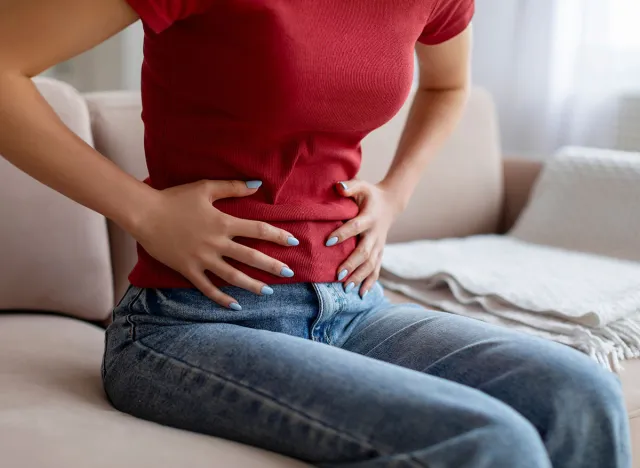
280,267,295,278
339,182,349,191
326,236,339,247
245,180,263,189
362,290,369,300
337,269,348,281
229,302,242,311
345,282,355,293
287,236,300,246
261,285,274,296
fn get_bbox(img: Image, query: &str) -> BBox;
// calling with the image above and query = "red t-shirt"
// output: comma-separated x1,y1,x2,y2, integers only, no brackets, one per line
125,0,474,289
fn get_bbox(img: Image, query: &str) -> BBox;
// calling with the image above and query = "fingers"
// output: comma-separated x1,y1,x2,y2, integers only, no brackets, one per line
232,219,300,247
223,242,295,278
209,258,277,298
336,179,367,199
359,253,383,298
325,215,372,246
204,179,264,201
187,270,241,310
335,235,381,290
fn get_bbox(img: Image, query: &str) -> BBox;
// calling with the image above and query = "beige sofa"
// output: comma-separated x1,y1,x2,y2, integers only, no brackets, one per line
1,77,638,467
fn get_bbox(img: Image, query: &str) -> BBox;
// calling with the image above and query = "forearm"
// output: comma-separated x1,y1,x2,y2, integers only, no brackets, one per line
380,85,468,211
0,72,156,233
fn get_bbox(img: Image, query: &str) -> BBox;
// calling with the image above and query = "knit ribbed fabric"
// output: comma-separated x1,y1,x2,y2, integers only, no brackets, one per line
125,0,474,289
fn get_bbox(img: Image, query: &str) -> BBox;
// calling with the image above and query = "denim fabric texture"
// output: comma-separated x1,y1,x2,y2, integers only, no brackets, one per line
103,282,631,468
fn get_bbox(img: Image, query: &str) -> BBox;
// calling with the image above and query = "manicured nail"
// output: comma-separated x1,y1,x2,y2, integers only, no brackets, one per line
280,267,295,278
339,182,349,191
361,290,369,300
229,302,242,311
245,180,263,189
345,282,355,293
337,269,348,281
326,236,339,247
287,236,300,246
261,286,274,296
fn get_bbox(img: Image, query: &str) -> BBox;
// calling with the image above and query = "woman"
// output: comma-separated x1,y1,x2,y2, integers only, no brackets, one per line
0,0,631,466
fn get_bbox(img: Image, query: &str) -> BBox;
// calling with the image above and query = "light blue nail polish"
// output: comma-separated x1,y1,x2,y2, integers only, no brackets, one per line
287,236,300,246
362,290,369,300
326,236,339,247
229,302,242,311
345,282,356,293
338,269,348,281
245,180,263,189
261,285,274,296
339,181,349,191
280,267,295,278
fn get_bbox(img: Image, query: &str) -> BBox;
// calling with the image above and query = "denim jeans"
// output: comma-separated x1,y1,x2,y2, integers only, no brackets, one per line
102,282,631,468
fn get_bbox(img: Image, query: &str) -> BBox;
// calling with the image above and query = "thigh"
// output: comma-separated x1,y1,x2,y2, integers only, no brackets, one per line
103,288,536,467
338,298,624,434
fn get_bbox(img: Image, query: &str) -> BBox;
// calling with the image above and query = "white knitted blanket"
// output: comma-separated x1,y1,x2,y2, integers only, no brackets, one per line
381,147,640,370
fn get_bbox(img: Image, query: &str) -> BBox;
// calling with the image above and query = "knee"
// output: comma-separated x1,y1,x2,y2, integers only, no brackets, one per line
553,360,628,432
409,400,550,468
479,407,551,468
494,338,628,429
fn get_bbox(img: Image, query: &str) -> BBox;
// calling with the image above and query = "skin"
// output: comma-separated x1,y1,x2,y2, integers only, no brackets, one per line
0,0,470,308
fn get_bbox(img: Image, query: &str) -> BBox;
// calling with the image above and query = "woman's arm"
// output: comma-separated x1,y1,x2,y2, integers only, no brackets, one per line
325,26,472,297
380,26,472,210
0,0,152,231
0,0,303,309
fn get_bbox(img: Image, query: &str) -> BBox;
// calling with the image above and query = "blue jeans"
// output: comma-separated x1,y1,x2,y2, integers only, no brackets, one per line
102,282,631,468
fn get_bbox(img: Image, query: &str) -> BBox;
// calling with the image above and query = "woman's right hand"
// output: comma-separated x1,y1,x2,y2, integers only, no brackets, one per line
132,180,298,309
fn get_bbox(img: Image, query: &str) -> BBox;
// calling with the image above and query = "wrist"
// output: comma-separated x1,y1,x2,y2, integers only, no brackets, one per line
378,178,412,215
114,184,163,238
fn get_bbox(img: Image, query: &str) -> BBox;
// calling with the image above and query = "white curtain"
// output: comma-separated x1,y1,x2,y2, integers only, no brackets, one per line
473,0,640,158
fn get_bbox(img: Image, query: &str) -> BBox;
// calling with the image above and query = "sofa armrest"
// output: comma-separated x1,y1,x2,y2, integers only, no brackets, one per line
500,158,543,233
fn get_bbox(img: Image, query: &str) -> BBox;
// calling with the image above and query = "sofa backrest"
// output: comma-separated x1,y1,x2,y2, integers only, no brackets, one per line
360,88,503,242
0,78,115,321
0,78,503,319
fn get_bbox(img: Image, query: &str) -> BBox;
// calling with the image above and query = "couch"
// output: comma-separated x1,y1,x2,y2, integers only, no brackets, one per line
1,77,638,467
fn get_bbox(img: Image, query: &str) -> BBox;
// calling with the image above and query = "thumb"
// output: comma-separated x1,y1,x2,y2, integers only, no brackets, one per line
336,179,366,198
207,180,263,201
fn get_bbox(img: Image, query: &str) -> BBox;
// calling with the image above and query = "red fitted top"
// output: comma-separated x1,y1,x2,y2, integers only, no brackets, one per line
125,0,474,289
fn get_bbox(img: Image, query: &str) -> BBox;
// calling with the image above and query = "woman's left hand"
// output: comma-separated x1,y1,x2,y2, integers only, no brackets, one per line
326,180,403,298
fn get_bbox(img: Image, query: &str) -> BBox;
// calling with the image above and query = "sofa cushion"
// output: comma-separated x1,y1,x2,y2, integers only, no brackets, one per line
0,78,114,321
1,311,638,467
0,314,307,468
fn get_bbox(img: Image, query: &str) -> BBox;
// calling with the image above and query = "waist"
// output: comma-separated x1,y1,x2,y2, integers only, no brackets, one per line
129,220,357,289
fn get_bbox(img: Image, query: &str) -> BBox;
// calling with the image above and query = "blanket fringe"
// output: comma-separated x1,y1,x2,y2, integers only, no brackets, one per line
381,279,640,372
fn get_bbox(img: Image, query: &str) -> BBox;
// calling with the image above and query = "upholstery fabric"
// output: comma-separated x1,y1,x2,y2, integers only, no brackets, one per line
0,315,307,468
360,88,503,243
501,157,543,233
0,78,114,321
85,92,148,304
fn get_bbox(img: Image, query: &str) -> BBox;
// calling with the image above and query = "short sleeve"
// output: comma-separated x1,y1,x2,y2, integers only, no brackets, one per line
418,0,474,45
125,0,211,34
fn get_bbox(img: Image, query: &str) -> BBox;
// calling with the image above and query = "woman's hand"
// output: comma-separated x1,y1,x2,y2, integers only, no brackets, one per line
325,180,403,298
132,180,299,310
